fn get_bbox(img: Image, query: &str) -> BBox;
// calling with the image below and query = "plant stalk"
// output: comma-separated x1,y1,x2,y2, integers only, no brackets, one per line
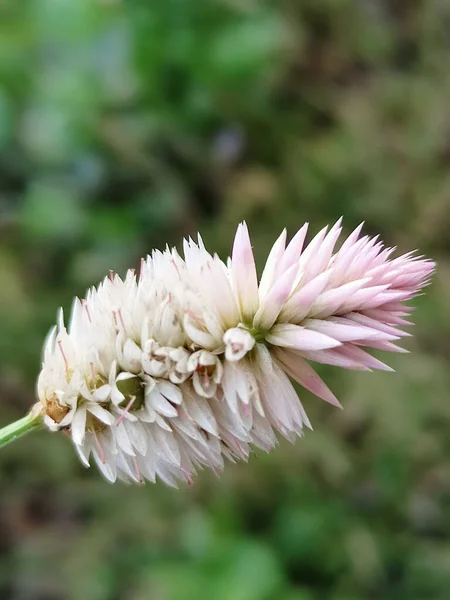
0,412,44,450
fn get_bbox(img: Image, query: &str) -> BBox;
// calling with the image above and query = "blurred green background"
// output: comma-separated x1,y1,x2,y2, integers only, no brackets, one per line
0,1,449,599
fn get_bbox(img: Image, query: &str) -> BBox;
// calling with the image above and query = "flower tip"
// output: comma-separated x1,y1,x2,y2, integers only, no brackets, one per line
197,233,205,249
235,221,248,236
57,307,65,332
326,395,343,409
233,222,248,250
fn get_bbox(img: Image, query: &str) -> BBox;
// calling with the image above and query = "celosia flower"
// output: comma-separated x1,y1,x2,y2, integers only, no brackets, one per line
33,219,434,485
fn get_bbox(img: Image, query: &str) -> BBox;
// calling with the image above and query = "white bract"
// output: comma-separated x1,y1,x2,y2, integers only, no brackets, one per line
37,221,434,485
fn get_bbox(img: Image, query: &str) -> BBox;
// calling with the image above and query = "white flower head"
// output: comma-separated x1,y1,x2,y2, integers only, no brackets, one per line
37,220,434,485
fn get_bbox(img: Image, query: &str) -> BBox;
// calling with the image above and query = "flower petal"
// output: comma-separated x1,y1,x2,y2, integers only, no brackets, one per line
253,264,297,331
266,323,341,351
273,348,341,408
258,229,287,301
230,222,259,321
88,403,115,426
71,406,87,446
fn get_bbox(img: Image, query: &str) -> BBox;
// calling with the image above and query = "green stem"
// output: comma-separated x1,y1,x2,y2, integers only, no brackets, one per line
0,412,44,450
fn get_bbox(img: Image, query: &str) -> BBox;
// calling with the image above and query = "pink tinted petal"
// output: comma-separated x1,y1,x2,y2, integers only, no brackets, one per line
366,263,394,284
276,223,309,276
303,317,397,342
250,413,277,451
266,323,341,351
259,360,311,435
349,237,383,277
345,312,410,337
334,344,395,372
329,236,368,285
299,348,371,370
273,347,342,407
231,222,259,320
300,343,394,371
149,427,181,467
380,302,415,314
253,263,297,330
209,256,241,327
336,222,364,255
354,289,414,311
258,229,287,301
294,225,329,286
310,278,371,318
362,308,413,326
183,389,219,436
354,339,409,353
300,218,342,283
335,284,390,314
280,270,332,322
298,225,329,266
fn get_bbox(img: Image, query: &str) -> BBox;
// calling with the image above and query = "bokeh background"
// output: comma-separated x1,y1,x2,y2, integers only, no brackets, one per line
1,1,449,599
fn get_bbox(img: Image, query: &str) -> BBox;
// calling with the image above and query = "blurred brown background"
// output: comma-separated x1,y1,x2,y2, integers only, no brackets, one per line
0,1,449,599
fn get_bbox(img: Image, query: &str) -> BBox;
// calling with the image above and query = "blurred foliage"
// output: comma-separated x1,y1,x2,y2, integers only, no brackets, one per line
0,0,449,599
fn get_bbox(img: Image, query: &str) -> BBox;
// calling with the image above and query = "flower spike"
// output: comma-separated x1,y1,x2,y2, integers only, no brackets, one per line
21,219,434,484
